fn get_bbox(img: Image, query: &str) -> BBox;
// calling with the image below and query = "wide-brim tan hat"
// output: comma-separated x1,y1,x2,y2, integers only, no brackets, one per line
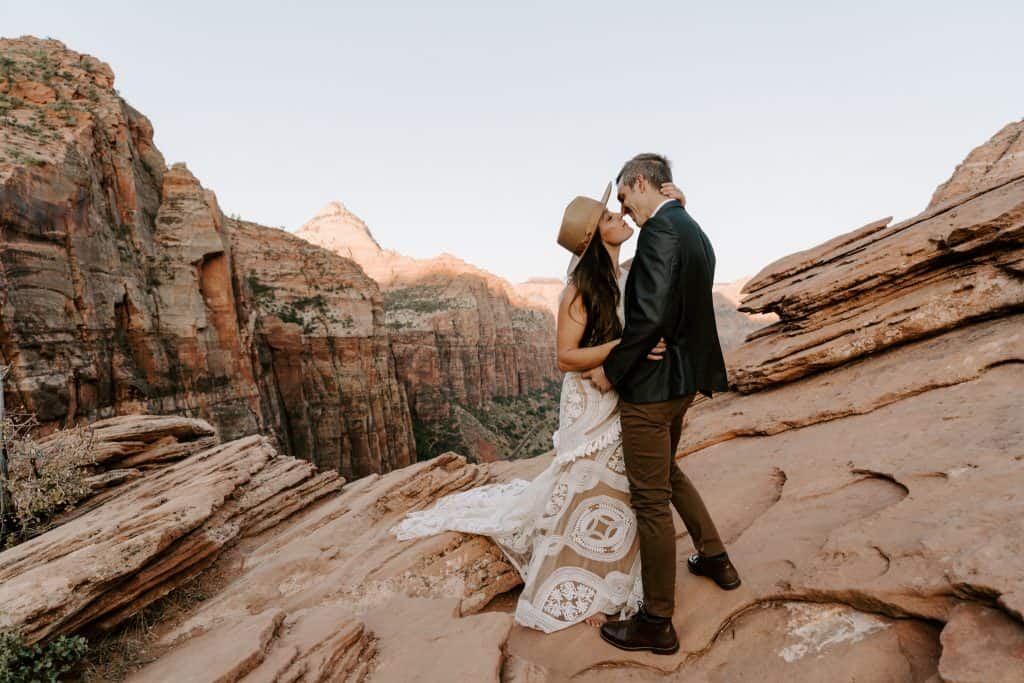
557,181,612,256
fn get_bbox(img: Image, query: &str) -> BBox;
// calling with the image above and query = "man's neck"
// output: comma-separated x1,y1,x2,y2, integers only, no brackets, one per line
637,195,672,226
646,198,674,224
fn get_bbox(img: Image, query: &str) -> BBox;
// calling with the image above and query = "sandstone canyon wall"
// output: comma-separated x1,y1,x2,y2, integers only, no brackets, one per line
297,202,560,458
0,37,414,479
513,276,564,320
225,216,414,477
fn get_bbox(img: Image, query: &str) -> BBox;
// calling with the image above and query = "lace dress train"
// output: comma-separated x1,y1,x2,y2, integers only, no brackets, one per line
392,371,643,633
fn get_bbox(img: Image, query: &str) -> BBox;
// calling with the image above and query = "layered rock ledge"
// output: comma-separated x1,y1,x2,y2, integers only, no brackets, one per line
0,415,343,645
729,171,1023,393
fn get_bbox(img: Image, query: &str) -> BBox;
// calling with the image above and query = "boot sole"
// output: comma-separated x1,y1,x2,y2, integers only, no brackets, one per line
600,630,680,655
688,559,742,590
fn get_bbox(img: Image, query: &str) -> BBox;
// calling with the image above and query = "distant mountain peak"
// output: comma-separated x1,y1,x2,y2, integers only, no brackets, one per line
315,200,354,219
297,206,547,312
299,201,384,256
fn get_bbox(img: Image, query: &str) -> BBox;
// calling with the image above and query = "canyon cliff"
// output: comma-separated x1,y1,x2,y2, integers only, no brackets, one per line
297,202,560,460
0,37,413,479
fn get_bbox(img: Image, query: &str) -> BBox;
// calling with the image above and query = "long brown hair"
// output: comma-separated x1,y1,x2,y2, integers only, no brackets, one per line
569,233,622,347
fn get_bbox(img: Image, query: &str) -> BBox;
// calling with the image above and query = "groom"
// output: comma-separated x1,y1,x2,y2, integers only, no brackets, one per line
584,154,740,654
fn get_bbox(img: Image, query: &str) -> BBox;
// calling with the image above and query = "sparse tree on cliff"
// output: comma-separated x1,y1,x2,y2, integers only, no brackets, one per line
0,366,95,547
0,365,14,542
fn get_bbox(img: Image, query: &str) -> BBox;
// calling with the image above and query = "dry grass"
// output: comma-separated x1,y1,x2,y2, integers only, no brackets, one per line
0,413,96,548
80,575,213,682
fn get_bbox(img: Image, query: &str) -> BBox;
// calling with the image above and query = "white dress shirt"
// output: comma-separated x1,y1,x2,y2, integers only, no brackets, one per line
648,198,675,222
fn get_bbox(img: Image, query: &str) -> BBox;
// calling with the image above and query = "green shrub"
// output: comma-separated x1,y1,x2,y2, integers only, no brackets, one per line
0,632,89,683
0,58,16,81
275,305,304,328
412,415,469,462
245,274,274,300
383,286,455,314
292,295,327,311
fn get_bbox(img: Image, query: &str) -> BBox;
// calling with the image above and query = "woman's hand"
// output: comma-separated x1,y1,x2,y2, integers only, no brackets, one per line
647,337,667,361
659,182,686,207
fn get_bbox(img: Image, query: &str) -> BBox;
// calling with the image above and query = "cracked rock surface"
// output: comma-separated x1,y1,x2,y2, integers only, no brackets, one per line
727,120,1024,394
0,415,343,645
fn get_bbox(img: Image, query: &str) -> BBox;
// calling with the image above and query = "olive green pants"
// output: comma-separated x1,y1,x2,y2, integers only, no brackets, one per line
620,395,726,617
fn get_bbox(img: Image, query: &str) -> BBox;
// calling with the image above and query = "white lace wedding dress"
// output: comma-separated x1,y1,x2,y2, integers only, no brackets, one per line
391,270,642,633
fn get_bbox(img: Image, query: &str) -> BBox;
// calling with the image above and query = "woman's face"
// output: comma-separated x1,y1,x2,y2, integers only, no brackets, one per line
598,209,634,247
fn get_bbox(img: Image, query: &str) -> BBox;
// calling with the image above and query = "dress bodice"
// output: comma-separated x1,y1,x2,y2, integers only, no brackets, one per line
553,264,628,464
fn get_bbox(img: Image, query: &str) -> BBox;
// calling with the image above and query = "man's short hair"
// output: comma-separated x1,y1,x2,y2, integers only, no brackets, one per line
616,153,672,188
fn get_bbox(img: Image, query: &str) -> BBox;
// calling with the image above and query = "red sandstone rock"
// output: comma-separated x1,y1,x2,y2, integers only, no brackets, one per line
0,37,414,479
226,217,414,478
712,277,778,351
929,119,1024,211
4,321,1021,679
513,277,564,320
938,604,1024,683
730,174,1023,393
0,415,342,644
60,332,1019,680
297,202,559,435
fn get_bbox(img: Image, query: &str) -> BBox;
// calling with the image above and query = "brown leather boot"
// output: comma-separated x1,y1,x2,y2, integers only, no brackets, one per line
600,607,679,655
687,552,741,590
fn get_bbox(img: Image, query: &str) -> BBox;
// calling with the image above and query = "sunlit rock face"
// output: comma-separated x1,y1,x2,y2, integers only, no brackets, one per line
927,119,1024,210
729,120,1024,394
0,37,414,479
298,202,559,457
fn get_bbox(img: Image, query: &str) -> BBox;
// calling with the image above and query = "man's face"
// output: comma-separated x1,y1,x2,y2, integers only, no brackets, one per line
616,178,644,224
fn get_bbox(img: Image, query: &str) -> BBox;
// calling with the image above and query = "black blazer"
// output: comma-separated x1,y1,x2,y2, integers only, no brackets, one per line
603,200,729,403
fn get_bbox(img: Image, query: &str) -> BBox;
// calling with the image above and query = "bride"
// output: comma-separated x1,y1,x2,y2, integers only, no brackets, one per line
392,181,686,633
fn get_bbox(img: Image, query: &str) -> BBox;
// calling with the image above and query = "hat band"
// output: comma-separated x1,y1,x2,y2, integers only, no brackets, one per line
574,201,605,255
575,226,597,255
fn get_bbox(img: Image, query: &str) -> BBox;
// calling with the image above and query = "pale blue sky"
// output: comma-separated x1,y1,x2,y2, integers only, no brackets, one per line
3,1,1021,283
